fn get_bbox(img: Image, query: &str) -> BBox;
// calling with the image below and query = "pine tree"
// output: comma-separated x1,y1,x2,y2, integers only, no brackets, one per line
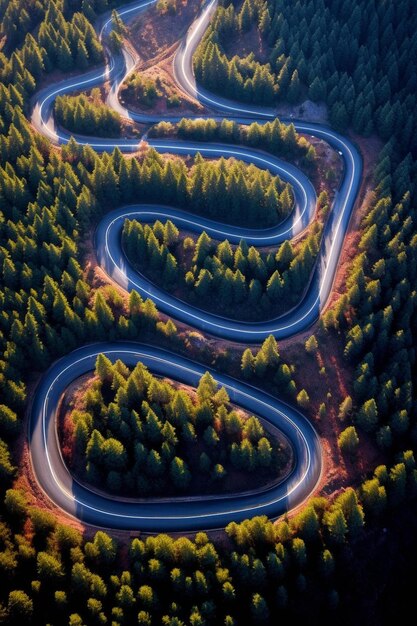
195,269,212,298
338,426,360,456
257,437,272,467
94,292,114,330
309,76,325,102
193,231,212,265
266,270,282,302
86,429,105,464
287,70,301,103
325,509,348,544
57,40,73,71
95,353,114,384
305,335,318,354
261,335,280,367
356,398,378,432
239,0,253,32
146,449,164,478
297,389,310,408
170,457,191,489
76,41,89,69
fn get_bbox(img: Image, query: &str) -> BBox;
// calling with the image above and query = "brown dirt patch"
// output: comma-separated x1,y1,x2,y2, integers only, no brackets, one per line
276,100,329,124
120,0,207,114
273,132,383,508
279,328,383,503
224,24,270,63
12,377,85,533
119,61,203,115
307,134,343,202
128,0,199,61
325,132,382,312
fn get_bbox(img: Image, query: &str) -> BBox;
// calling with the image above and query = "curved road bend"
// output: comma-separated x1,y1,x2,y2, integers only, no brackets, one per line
29,343,321,531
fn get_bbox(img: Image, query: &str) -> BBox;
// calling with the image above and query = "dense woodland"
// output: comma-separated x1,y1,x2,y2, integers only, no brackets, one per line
195,0,417,146
120,153,294,228
0,0,105,79
0,0,415,623
150,117,317,171
55,90,122,137
1,453,416,624
123,217,322,320
322,144,417,448
68,355,289,496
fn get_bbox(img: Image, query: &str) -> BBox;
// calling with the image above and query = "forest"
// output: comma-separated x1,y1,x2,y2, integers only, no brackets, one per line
0,0,416,623
194,0,417,145
108,152,294,228
122,217,321,320
55,90,122,137
66,355,290,496
150,117,317,170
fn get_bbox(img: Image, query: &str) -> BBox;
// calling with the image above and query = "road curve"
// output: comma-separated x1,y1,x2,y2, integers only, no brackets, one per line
27,0,364,529
29,343,321,531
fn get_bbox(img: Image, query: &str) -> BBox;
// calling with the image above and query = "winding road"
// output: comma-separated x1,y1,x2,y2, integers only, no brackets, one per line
28,0,362,530
30,343,320,531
